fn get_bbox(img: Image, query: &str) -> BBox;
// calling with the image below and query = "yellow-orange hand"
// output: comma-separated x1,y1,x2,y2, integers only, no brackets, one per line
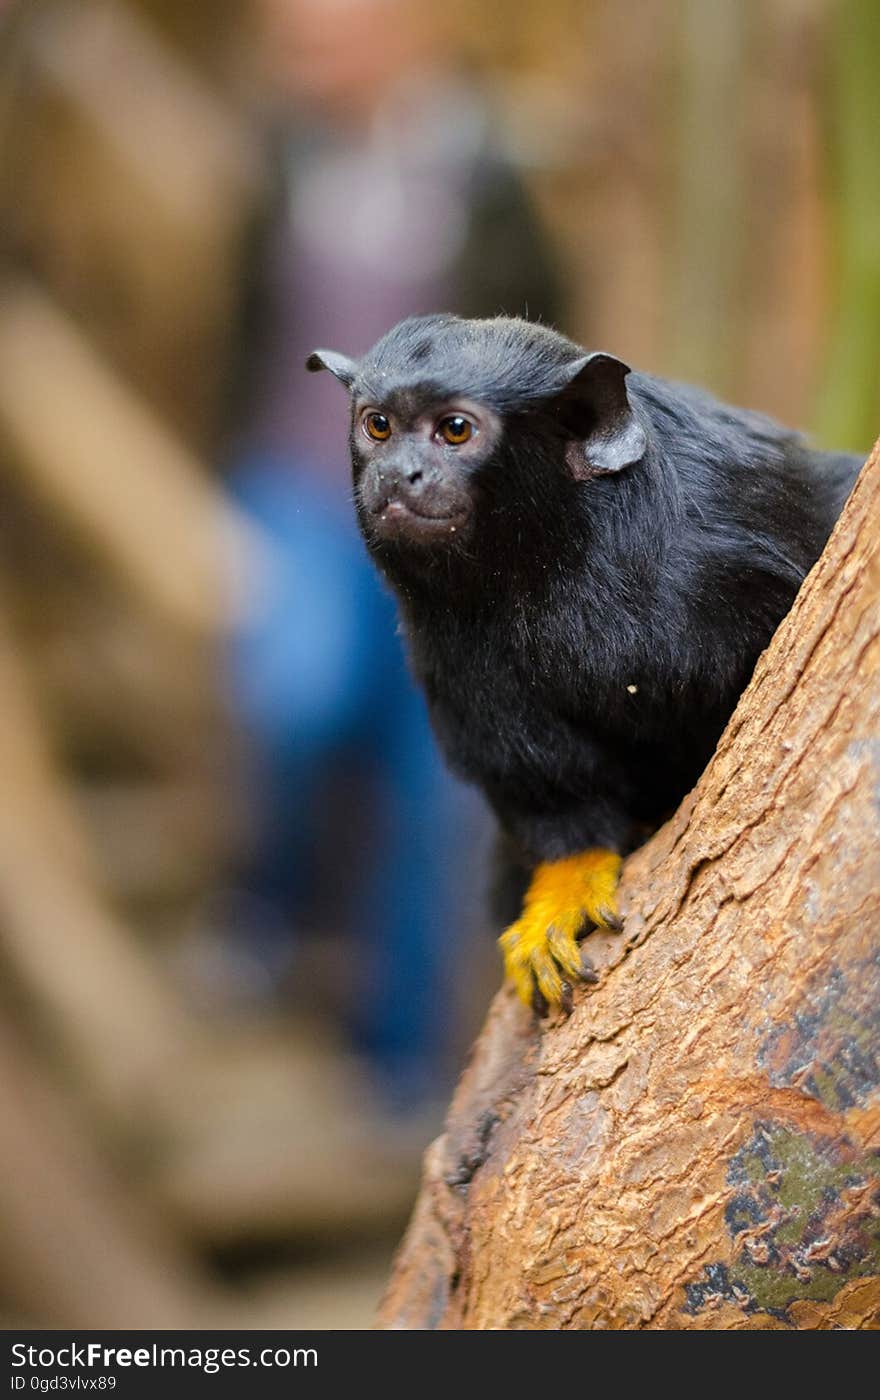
498,849,622,1010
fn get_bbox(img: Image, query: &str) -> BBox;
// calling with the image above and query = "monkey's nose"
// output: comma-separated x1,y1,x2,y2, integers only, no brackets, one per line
379,461,428,502
367,459,445,519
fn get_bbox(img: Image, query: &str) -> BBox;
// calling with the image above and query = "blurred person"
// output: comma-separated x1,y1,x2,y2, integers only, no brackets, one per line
214,0,563,1108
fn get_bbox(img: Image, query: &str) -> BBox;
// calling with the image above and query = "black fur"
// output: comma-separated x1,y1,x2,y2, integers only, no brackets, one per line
308,314,864,870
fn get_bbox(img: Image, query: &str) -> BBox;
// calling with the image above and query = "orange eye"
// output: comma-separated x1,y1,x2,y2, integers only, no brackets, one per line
438,415,473,446
364,412,392,441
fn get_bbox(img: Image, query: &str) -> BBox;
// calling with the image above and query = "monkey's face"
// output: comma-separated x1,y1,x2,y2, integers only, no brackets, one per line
307,313,648,562
349,392,501,547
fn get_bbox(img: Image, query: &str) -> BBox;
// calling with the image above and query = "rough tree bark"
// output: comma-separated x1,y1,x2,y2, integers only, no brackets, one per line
378,438,880,1331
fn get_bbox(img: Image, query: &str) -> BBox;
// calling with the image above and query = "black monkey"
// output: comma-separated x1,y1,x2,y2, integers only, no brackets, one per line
307,314,863,1012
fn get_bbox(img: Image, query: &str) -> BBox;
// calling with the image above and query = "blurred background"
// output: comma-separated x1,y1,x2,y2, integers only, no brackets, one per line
0,0,876,1330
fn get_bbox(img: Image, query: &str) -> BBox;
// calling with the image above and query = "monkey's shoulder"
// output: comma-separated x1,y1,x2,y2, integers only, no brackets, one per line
631,371,862,541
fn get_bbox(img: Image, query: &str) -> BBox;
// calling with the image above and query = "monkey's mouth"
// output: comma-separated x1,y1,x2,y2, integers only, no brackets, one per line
371,496,471,544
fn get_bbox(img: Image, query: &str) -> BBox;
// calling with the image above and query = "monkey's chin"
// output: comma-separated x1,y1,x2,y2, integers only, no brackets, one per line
370,499,471,547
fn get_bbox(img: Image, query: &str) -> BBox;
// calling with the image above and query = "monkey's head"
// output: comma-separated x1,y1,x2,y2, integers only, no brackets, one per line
307,314,647,567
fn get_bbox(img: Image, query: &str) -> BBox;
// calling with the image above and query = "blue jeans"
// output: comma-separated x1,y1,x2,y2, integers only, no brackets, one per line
225,455,477,1101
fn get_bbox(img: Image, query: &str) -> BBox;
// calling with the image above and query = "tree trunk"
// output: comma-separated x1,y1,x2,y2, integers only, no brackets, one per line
378,438,880,1331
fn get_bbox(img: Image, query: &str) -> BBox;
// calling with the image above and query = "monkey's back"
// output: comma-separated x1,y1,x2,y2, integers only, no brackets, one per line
405,377,863,859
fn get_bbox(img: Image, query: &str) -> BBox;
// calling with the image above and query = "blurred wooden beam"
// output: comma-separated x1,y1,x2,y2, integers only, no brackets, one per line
0,280,269,635
152,1027,423,1245
22,0,261,228
0,603,200,1111
75,780,240,902
0,1013,219,1328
